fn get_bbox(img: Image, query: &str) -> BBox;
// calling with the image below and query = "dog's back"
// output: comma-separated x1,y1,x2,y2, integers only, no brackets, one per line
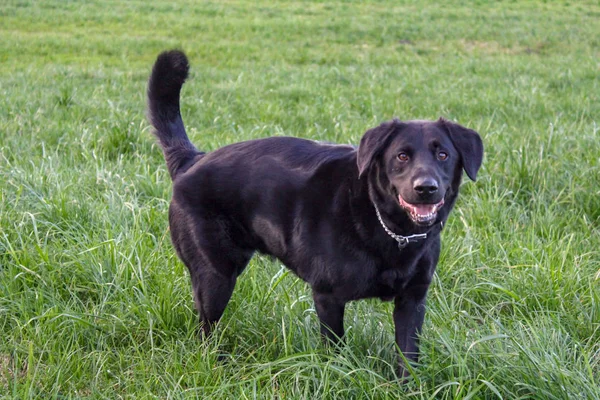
171,135,358,256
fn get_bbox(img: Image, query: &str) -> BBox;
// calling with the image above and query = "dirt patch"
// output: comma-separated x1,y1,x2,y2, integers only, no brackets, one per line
0,353,27,390
459,39,525,55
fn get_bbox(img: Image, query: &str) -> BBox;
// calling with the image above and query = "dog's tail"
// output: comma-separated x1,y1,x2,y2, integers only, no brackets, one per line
147,50,203,179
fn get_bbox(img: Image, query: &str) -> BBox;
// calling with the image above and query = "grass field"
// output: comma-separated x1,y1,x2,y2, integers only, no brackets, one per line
1,0,599,398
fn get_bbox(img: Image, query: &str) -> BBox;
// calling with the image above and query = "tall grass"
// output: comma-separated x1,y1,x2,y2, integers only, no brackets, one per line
1,0,598,398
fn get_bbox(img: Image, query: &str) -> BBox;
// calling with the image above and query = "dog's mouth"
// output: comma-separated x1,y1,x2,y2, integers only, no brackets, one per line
398,195,444,226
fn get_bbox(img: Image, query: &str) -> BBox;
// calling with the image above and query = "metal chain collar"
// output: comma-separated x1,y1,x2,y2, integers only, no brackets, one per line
373,203,431,250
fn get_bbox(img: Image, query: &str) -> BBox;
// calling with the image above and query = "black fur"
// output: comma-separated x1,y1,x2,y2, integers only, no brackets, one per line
147,50,202,179
147,50,483,378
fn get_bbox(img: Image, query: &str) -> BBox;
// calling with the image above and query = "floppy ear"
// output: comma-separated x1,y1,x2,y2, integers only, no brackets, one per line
357,120,400,178
438,118,484,181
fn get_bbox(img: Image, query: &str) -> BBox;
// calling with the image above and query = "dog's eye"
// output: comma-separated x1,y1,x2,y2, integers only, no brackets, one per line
397,152,409,162
437,151,448,161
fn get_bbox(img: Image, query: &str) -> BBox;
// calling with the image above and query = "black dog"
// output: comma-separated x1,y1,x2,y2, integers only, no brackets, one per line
147,50,483,377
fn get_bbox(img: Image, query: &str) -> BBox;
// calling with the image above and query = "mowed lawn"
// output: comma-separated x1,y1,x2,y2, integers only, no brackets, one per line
1,0,599,398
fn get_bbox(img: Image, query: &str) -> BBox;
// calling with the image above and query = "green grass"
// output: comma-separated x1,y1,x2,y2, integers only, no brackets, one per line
1,0,599,398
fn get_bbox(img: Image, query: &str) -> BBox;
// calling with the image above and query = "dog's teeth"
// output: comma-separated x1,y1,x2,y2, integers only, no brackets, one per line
412,211,437,222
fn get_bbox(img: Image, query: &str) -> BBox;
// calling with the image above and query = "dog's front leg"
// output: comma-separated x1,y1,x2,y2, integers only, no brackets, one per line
313,291,346,344
393,283,430,379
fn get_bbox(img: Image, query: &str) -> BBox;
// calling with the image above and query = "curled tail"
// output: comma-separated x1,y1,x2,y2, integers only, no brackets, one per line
147,50,202,179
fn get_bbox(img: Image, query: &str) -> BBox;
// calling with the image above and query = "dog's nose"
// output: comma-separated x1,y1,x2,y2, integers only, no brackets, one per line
414,177,439,196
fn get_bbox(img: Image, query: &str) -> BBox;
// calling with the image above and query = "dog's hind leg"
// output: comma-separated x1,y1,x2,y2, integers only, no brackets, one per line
190,267,237,336
184,245,253,337
171,213,254,337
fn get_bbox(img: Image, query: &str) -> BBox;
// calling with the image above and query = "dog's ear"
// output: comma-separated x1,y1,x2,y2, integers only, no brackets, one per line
357,120,400,178
438,118,484,181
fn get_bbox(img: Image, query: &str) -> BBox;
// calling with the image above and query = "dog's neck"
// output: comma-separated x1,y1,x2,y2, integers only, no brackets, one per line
372,201,443,250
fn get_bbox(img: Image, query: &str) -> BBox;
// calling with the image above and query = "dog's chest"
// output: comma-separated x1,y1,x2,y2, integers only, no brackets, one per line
370,266,414,301
346,251,422,301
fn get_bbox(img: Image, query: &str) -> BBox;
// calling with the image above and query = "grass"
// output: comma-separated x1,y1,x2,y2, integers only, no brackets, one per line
1,0,599,398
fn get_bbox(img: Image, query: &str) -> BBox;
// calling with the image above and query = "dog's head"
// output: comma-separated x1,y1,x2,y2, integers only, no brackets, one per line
357,118,483,227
